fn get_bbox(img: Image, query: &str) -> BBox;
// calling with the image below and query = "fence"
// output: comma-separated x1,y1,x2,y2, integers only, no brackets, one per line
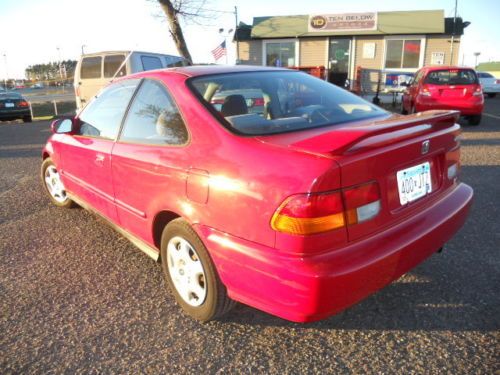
28,100,77,120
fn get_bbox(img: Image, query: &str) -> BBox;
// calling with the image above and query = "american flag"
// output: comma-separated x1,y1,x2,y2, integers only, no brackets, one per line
211,41,227,61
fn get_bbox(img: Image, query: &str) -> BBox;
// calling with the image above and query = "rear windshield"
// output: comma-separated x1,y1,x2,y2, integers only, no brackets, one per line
189,71,387,135
425,69,478,85
477,72,494,78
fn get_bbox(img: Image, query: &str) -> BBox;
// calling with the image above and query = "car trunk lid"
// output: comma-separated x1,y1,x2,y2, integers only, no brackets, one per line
258,110,462,241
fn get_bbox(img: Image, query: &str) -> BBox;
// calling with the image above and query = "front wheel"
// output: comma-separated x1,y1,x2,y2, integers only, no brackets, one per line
468,115,482,126
160,219,235,322
41,158,75,208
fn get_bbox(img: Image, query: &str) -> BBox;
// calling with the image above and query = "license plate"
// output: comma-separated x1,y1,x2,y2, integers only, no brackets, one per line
396,162,432,205
5,103,14,108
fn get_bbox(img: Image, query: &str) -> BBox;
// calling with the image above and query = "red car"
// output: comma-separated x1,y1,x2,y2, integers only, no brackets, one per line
402,66,484,125
42,66,473,323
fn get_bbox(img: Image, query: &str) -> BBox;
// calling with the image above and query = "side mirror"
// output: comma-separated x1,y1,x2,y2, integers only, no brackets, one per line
50,118,74,134
400,81,409,87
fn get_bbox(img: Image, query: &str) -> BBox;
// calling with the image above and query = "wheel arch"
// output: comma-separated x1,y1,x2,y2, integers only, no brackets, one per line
152,210,182,256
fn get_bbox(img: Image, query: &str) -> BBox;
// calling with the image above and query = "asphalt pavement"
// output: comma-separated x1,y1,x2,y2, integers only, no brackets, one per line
1,99,499,374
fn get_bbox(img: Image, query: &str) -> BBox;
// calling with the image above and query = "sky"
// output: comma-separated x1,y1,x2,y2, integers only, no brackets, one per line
0,0,499,79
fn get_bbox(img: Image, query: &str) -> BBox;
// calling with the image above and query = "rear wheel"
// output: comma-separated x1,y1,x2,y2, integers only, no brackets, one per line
23,115,32,123
487,93,496,98
160,218,235,322
41,158,75,208
400,100,408,115
468,115,482,126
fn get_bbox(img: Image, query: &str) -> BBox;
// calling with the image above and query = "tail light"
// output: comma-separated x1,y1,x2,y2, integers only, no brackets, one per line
18,100,29,107
472,86,483,96
75,86,80,97
343,182,381,225
271,192,345,235
253,98,265,106
419,86,431,97
271,181,381,235
496,79,500,84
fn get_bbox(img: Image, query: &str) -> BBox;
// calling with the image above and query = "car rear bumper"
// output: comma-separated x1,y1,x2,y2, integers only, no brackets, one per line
415,99,483,116
0,108,31,119
482,85,500,94
195,183,473,322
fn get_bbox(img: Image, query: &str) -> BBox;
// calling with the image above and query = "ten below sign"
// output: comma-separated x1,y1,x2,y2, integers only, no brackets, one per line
308,13,377,32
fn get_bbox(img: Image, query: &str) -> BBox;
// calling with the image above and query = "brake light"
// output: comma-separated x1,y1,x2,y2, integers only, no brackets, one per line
419,86,431,97
271,192,345,235
253,98,265,106
271,181,382,235
343,182,381,225
75,86,80,97
496,79,500,85
472,86,483,96
18,100,29,107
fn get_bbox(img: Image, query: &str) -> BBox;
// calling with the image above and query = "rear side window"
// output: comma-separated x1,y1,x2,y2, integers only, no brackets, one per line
104,55,126,78
80,57,102,79
120,79,188,145
425,69,478,85
189,71,387,135
141,56,163,71
78,79,140,139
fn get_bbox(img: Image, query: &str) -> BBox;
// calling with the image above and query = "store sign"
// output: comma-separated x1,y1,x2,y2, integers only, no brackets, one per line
308,12,377,32
431,52,445,65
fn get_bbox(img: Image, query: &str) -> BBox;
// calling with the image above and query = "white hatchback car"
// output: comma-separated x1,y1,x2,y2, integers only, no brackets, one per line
477,72,500,98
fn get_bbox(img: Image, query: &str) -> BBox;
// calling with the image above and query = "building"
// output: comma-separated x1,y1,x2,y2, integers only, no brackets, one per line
235,10,469,93
476,62,500,78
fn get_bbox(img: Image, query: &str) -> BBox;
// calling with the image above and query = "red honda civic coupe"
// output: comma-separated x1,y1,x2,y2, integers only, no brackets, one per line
42,66,473,323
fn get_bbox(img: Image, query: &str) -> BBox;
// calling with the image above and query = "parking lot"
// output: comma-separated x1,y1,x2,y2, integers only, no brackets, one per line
1,99,499,374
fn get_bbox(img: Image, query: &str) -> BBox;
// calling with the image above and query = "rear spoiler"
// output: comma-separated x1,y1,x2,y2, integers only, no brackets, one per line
291,110,460,156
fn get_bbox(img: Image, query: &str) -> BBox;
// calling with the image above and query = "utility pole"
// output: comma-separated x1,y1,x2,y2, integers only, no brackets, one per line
235,6,239,63
219,28,233,65
81,44,86,55
450,0,458,65
474,52,481,68
2,53,7,89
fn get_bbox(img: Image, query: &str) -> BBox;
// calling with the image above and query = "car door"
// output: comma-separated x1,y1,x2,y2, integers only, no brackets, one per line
59,79,140,222
111,78,190,244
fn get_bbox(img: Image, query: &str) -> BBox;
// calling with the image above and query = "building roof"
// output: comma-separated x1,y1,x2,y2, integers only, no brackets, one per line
241,10,467,39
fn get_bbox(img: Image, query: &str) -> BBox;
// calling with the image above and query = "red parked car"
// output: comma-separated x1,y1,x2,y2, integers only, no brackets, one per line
42,66,473,323
402,66,484,125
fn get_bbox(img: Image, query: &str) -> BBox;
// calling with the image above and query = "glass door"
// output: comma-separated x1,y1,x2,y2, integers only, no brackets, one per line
328,38,351,87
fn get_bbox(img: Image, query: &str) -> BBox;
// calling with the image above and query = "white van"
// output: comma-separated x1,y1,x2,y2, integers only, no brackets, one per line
74,50,189,109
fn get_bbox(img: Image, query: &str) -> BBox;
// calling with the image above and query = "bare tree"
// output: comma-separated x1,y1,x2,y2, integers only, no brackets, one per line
156,0,213,64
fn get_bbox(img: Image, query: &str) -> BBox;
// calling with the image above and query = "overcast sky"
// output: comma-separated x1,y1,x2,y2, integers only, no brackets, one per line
0,0,499,78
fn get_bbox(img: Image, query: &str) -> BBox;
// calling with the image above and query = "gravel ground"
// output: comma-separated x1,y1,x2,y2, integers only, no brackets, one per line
1,99,499,374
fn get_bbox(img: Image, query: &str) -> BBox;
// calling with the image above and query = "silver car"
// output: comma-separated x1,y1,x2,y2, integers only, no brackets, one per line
477,72,500,98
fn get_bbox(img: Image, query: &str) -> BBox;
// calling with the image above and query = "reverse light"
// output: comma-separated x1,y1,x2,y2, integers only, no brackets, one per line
472,87,483,96
419,88,431,97
447,163,459,180
271,192,345,235
343,182,381,225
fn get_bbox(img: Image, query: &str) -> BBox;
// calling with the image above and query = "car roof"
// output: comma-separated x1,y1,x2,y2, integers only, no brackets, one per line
423,66,475,72
165,65,290,77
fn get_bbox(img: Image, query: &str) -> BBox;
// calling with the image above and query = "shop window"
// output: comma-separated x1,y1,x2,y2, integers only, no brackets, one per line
385,39,422,69
264,41,296,67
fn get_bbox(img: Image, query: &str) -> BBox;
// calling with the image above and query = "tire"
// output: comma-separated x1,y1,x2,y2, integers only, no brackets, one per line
487,93,496,98
160,218,235,322
22,115,32,123
41,158,75,208
400,101,408,115
468,115,482,126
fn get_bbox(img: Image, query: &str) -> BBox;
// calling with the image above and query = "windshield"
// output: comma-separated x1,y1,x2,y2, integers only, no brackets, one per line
425,69,478,85
189,71,387,135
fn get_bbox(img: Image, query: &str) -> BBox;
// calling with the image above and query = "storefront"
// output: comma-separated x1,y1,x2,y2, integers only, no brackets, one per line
235,10,469,92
